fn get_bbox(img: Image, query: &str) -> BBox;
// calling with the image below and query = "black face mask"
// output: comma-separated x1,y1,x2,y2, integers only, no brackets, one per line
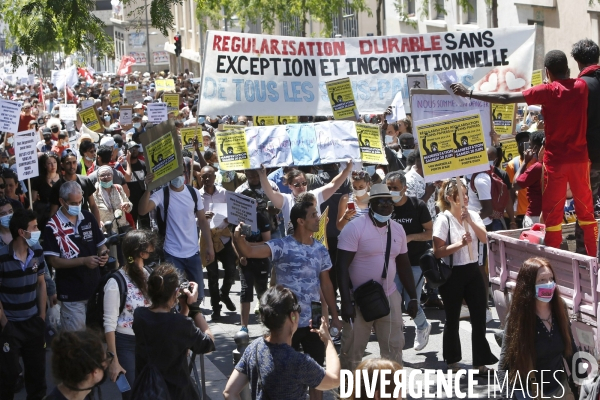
51,127,59,133
209,121,219,129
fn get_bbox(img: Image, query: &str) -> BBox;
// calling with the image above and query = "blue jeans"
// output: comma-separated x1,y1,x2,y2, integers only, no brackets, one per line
164,251,205,302
394,265,427,330
115,332,136,400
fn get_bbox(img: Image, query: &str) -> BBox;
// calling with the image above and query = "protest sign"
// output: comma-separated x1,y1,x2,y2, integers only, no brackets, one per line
492,104,516,135
147,103,168,123
79,106,102,132
500,139,519,170
246,125,293,169
411,89,493,148
181,127,204,151
81,99,94,109
208,203,227,229
14,130,39,180
140,120,183,190
120,106,133,126
414,111,489,182
313,206,329,249
436,70,468,106
356,123,386,164
326,78,359,120
531,69,543,86
277,116,298,124
164,93,180,116
0,99,22,134
407,74,427,90
216,129,251,170
199,27,535,116
59,104,77,121
155,79,175,92
124,84,144,104
226,191,257,231
110,89,121,104
315,120,361,163
254,116,276,126
385,91,406,124
288,123,320,166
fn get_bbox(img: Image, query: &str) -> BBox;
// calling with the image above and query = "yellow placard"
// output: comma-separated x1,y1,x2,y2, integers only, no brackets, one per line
146,133,179,180
110,89,120,104
254,116,277,126
79,106,102,132
155,79,175,92
124,84,143,104
356,123,386,164
531,69,543,86
164,93,180,116
500,139,519,170
216,129,251,171
326,77,358,120
277,116,298,125
491,104,516,135
222,125,240,130
180,127,204,152
313,206,329,249
415,112,488,180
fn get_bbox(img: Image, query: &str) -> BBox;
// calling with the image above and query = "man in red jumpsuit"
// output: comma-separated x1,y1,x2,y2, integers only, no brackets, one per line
451,50,598,256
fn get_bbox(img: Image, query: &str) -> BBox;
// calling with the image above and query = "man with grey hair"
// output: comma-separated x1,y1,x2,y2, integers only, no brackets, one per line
42,180,108,331
385,170,433,350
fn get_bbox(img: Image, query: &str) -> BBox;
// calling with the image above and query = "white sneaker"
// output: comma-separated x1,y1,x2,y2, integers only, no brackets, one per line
459,305,470,320
414,321,431,351
486,309,493,323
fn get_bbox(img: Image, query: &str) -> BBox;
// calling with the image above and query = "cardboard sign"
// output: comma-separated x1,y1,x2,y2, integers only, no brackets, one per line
79,106,103,132
254,116,276,126
225,191,257,231
531,69,543,86
277,116,298,124
139,120,184,191
492,104,516,135
246,125,293,169
414,111,489,183
164,93,180,116
313,206,329,249
59,104,77,121
326,77,358,120
124,84,144,104
147,103,168,123
356,123,386,164
0,99,23,134
215,129,251,171
500,139,519,170
180,127,204,151
155,79,175,92
120,107,133,125
81,99,94,109
110,89,121,104
14,130,39,179
407,74,428,90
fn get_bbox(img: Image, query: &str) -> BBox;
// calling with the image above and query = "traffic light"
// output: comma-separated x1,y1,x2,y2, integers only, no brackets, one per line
174,34,182,57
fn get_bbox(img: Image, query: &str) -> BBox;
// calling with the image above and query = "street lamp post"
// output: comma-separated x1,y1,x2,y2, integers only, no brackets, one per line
144,0,152,72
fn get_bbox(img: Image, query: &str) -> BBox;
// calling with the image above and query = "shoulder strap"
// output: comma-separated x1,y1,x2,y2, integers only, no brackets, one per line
444,213,453,268
381,222,392,279
186,185,198,213
113,270,128,315
163,186,170,221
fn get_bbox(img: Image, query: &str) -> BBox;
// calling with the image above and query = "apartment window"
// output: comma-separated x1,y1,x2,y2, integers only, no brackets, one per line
95,0,112,10
280,16,302,36
407,0,416,15
436,0,445,19
331,0,359,37
114,31,125,61
467,0,477,23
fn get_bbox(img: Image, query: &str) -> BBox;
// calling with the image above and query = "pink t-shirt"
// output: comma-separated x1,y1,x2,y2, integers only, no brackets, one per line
337,214,408,296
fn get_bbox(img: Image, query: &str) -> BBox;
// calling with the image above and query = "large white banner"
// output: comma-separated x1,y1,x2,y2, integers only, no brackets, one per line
198,26,536,116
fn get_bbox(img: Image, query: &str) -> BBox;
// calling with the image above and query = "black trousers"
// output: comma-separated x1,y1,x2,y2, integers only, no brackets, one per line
0,316,47,400
438,262,498,366
205,240,237,311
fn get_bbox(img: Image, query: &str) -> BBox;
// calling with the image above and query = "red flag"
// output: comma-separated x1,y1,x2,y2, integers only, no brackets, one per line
117,56,136,76
77,67,95,84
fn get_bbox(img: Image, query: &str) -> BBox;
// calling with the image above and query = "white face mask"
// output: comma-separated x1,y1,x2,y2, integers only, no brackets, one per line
353,188,367,197
385,135,394,144
390,190,403,203
489,161,495,167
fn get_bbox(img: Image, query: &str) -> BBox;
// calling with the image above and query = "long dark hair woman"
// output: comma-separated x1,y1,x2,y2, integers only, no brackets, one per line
31,151,60,227
223,285,340,399
132,264,214,400
498,258,577,399
103,230,155,399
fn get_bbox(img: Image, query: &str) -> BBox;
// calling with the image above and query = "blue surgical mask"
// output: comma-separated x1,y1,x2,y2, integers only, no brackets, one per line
25,230,41,247
67,204,81,216
1,163,8,169
104,116,111,121
133,122,141,129
535,281,556,303
0,213,12,228
365,166,376,176
372,210,392,223
213,162,219,170
100,180,113,189
390,191,403,203
170,176,185,188
402,149,413,158
385,135,394,144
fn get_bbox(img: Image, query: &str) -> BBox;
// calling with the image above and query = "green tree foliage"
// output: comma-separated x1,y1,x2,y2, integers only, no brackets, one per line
1,0,114,68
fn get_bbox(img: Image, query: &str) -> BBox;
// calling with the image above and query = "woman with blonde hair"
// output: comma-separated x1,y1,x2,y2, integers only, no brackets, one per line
498,257,577,399
432,179,497,373
346,358,403,400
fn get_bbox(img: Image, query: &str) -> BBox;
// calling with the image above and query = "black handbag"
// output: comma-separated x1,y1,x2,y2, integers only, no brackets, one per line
351,223,392,322
419,214,453,288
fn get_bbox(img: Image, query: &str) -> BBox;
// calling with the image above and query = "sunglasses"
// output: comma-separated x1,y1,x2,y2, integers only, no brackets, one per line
372,198,394,206
292,181,308,188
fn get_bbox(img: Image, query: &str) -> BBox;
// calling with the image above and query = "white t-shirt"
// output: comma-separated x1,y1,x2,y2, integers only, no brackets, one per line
281,186,326,234
432,210,483,266
199,185,229,244
467,173,492,225
150,186,204,257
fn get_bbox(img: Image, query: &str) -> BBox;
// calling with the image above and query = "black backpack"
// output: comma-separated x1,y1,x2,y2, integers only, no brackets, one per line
155,185,198,237
86,270,128,332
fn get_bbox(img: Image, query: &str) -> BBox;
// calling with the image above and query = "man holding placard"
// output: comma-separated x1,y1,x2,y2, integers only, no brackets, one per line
451,50,598,256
